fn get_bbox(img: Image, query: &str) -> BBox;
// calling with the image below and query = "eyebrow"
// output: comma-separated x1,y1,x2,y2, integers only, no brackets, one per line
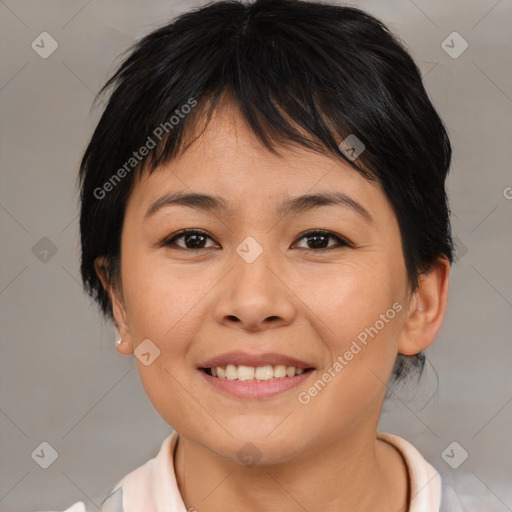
145,191,373,224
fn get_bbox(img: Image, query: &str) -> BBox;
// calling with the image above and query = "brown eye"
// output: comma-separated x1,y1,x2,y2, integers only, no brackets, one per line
162,229,217,250
293,230,350,250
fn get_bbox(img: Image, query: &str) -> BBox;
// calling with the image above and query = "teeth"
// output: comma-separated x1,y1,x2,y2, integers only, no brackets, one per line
237,365,255,381
254,365,273,380
225,364,238,380
207,364,309,380
274,365,287,378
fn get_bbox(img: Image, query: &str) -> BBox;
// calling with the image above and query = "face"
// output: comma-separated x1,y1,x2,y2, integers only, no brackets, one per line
107,103,418,465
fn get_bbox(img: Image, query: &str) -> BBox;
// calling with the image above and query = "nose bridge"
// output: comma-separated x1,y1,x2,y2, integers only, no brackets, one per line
232,235,281,301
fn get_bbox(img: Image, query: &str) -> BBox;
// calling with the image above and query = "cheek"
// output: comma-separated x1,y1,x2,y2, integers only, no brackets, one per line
296,286,402,434
122,242,176,323
304,256,400,336
122,253,217,360
301,259,403,393
120,259,208,425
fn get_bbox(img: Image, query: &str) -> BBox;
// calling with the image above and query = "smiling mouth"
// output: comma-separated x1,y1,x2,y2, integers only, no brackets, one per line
201,364,315,381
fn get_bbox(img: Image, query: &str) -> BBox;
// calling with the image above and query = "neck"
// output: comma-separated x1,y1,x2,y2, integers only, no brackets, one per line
173,426,409,512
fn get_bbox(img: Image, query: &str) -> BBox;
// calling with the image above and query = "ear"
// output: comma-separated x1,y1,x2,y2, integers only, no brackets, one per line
94,256,134,356
397,256,451,356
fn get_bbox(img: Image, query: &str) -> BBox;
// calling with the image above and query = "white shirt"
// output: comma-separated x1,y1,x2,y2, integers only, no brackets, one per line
36,431,488,512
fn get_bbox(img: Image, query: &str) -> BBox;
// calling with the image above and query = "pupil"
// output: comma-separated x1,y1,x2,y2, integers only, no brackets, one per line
187,234,205,248
309,234,327,249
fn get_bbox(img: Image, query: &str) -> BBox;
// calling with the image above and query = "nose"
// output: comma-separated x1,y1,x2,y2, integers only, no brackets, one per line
212,249,296,333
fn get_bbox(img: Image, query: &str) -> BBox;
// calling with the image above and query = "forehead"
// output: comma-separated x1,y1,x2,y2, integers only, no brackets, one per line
126,103,389,222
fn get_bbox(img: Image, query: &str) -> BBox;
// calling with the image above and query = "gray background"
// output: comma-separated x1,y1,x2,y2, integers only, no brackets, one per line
1,0,511,510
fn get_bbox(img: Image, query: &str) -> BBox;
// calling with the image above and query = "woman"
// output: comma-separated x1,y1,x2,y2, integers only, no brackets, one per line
43,0,457,509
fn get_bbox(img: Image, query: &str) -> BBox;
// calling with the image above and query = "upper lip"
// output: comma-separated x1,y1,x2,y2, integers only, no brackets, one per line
198,351,314,370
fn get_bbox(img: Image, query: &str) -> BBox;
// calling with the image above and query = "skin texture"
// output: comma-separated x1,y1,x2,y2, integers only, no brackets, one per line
96,99,450,511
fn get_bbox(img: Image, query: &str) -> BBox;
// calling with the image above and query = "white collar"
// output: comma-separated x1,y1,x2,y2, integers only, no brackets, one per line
102,431,441,512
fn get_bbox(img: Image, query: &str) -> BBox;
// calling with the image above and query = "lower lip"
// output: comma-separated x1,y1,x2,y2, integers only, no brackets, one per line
199,369,315,399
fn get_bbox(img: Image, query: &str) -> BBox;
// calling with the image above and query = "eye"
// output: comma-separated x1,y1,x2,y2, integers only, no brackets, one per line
160,229,351,251
292,230,351,251
161,229,218,250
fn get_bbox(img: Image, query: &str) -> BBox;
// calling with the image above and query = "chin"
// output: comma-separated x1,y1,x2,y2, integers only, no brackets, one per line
205,429,307,467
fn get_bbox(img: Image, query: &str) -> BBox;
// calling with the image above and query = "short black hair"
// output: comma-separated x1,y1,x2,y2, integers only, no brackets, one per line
78,0,454,383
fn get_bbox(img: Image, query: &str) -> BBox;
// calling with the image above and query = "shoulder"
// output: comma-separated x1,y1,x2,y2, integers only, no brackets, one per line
32,503,87,512
31,433,178,512
438,469,506,511
377,432,501,512
32,491,124,512
377,432,442,511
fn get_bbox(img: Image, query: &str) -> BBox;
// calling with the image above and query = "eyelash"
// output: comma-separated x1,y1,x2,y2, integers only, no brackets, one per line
160,229,352,251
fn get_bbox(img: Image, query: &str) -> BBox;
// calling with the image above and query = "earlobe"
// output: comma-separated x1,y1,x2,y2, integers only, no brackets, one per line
94,256,134,356
115,337,134,356
397,256,451,356
110,296,134,355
